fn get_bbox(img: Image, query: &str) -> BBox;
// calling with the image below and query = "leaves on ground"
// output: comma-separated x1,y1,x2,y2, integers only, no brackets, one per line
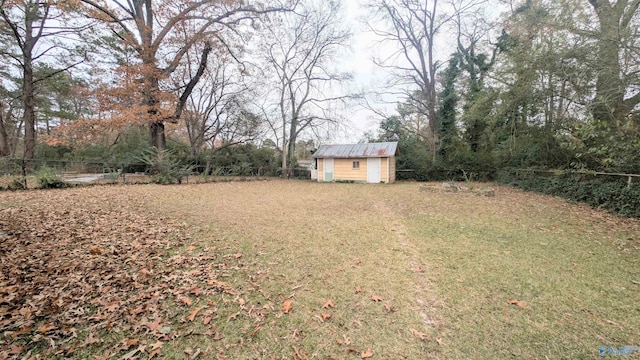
0,188,244,358
322,299,334,309
371,294,384,302
507,299,527,309
361,347,374,358
281,299,293,314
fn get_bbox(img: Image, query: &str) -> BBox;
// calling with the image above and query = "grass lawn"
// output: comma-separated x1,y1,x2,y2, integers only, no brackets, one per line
0,180,638,359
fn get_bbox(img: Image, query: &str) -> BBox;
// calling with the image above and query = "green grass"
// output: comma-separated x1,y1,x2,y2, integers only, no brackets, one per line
0,180,638,359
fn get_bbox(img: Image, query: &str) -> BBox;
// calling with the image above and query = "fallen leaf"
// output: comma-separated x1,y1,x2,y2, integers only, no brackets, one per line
355,286,363,293
383,302,393,312
125,338,139,348
321,313,331,320
361,348,374,358
180,297,193,306
190,287,203,296
410,328,427,340
186,245,196,251
9,345,24,354
234,253,243,259
38,323,56,334
371,295,384,302
507,299,527,308
282,299,293,313
187,307,203,322
90,248,103,255
150,341,163,351
322,299,334,309
203,315,212,325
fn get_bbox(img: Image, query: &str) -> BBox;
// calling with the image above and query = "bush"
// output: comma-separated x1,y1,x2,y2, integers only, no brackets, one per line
138,149,193,184
35,167,68,189
497,170,640,218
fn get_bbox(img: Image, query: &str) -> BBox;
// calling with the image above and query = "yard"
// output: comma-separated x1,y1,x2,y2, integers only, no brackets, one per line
0,180,638,359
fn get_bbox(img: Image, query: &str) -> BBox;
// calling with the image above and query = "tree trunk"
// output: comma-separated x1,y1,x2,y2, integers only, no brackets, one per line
149,121,166,149
0,106,10,157
23,60,36,170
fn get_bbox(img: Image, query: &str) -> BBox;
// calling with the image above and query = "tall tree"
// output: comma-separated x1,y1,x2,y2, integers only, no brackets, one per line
584,0,640,124
0,0,84,166
80,0,295,150
367,0,488,160
258,0,352,175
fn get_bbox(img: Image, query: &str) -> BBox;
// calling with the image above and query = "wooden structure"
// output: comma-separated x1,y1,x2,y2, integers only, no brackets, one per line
312,142,398,183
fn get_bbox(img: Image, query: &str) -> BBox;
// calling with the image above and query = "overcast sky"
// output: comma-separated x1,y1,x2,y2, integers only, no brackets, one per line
331,1,505,144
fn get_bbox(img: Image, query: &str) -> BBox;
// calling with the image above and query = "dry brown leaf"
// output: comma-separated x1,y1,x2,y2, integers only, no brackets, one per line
187,307,203,322
322,299,334,309
282,299,293,313
321,313,331,320
383,302,394,312
361,348,374,358
190,287,203,296
186,245,196,251
371,295,384,302
180,297,193,306
9,345,24,354
38,323,56,334
507,299,527,308
125,338,139,348
150,341,163,351
234,253,243,259
90,248,103,255
410,328,427,340
355,285,363,293
203,315,212,325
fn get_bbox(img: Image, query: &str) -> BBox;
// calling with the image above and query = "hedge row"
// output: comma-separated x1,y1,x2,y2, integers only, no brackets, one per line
496,170,640,218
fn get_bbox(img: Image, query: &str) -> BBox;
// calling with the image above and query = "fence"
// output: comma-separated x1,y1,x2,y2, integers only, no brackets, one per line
503,168,639,189
0,157,313,189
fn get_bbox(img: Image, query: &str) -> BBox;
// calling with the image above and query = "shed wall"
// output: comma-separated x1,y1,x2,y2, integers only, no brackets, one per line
334,158,368,182
389,156,396,183
316,156,397,183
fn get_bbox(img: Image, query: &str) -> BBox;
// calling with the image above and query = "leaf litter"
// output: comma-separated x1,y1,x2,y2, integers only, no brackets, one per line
0,188,245,358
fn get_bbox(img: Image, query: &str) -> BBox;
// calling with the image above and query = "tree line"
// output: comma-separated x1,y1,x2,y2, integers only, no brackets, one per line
1,0,639,181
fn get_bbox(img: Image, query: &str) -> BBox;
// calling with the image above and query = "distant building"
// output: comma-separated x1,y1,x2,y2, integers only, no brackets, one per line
312,142,398,183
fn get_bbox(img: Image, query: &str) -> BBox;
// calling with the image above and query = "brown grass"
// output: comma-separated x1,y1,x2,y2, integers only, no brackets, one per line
1,180,638,359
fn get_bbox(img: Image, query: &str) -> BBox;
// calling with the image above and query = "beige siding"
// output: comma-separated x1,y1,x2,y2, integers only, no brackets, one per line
380,158,388,183
334,158,367,182
316,156,396,183
389,156,396,183
318,159,323,181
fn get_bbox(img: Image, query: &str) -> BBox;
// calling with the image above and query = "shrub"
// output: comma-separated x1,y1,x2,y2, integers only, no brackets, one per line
138,149,194,185
497,170,640,218
35,167,68,189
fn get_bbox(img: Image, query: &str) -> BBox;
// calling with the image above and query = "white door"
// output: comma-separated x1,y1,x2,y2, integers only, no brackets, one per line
324,158,334,182
367,158,381,183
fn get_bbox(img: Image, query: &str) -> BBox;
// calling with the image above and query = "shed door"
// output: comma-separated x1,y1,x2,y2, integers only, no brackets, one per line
324,158,334,182
367,158,381,183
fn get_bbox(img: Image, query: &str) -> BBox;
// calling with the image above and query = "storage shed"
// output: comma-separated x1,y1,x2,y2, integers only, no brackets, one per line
312,142,398,183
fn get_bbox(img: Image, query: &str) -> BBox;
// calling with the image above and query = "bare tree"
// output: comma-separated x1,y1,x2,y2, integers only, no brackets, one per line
0,0,86,166
79,0,296,151
176,48,263,174
258,0,352,175
366,0,487,160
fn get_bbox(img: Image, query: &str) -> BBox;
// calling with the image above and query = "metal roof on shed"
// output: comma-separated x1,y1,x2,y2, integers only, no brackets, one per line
312,142,398,158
